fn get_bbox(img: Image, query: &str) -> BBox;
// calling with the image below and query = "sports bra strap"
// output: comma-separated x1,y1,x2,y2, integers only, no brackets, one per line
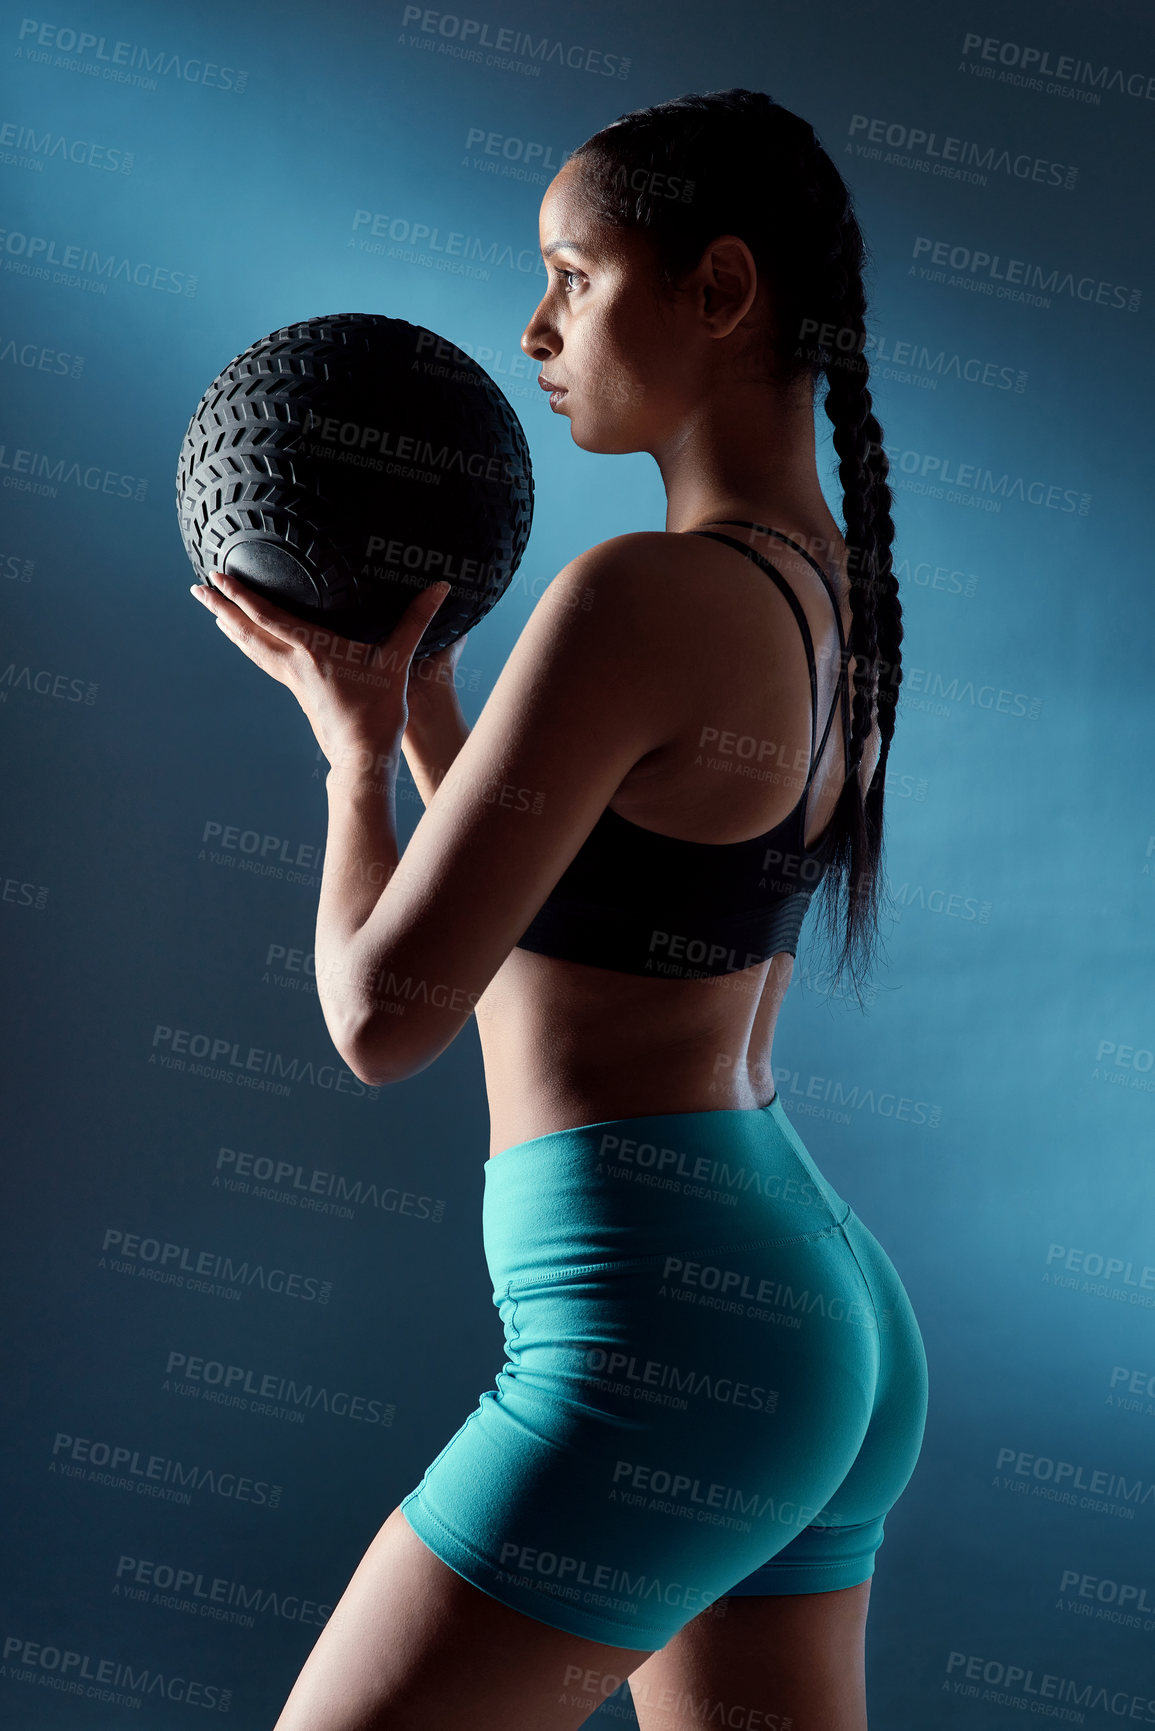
690,530,820,775
711,522,848,652
705,520,854,780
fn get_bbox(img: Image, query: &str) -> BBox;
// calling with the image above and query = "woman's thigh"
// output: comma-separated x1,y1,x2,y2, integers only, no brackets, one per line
628,1580,872,1731
272,1504,656,1731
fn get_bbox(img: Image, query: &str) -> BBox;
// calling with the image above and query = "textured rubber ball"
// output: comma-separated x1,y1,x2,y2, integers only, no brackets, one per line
175,312,534,656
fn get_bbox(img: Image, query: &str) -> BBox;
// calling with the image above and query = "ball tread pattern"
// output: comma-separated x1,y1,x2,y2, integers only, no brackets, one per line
176,312,532,651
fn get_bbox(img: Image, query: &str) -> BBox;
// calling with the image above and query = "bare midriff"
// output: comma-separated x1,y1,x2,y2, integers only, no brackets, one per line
473,521,878,1162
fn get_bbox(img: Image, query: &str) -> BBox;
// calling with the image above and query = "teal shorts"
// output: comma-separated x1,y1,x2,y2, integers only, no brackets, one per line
400,1095,929,1651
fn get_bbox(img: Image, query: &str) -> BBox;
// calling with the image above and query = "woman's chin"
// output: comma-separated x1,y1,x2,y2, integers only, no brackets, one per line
564,414,636,456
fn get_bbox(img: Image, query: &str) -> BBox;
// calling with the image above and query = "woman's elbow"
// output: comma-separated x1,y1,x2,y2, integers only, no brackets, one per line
341,1018,447,1089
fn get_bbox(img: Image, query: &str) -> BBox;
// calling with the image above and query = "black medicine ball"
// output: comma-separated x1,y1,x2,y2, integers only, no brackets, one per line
175,312,533,656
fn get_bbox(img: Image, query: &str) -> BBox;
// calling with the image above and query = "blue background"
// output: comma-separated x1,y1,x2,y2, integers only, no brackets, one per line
2,0,1154,1723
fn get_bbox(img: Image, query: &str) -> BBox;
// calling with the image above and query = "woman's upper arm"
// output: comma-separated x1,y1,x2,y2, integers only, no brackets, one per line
342,533,689,1084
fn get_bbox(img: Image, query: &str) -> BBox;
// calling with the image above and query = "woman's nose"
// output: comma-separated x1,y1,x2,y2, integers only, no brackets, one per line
520,307,558,361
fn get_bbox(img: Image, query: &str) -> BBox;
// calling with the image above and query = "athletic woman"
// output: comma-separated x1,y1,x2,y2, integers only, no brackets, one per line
195,87,929,1731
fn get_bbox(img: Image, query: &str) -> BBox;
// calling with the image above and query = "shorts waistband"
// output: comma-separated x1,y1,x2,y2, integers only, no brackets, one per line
482,1094,850,1288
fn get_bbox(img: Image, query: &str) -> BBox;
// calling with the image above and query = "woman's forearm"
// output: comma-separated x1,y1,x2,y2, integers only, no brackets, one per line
400,701,472,805
314,701,472,1062
315,757,402,1054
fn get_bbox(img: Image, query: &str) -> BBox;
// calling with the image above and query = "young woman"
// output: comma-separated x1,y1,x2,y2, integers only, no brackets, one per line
196,87,929,1731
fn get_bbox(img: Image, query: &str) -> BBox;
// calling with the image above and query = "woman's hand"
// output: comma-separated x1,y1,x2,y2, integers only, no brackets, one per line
190,570,453,775
404,629,470,734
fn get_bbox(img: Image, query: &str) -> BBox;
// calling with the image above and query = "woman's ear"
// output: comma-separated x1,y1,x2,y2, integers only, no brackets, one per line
698,234,760,338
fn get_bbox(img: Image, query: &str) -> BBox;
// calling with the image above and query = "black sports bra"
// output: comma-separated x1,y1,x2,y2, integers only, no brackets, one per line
513,523,854,980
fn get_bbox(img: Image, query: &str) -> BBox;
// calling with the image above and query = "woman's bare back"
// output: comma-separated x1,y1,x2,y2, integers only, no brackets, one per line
474,516,880,1159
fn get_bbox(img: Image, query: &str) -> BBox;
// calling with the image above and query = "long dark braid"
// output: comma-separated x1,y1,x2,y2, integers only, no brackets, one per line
570,89,903,1004
805,138,902,1001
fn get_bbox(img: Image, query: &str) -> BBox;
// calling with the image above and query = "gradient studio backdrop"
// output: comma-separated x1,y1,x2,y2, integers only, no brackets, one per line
2,0,1153,1724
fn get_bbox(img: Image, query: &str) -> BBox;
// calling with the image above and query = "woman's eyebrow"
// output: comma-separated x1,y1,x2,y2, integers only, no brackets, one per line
542,239,589,258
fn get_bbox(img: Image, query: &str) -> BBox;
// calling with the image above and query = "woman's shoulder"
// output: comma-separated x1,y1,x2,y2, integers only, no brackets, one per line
543,528,735,617
546,526,826,650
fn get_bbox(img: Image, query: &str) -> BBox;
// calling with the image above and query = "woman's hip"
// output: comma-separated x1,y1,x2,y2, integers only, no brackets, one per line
479,1094,926,1446
481,1096,905,1426
401,1096,928,1647
482,1093,852,1282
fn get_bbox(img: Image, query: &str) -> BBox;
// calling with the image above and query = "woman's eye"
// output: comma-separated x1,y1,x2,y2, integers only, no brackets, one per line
554,268,582,292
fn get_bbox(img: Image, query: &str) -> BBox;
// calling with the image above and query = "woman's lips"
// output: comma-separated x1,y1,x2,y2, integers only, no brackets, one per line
538,376,568,409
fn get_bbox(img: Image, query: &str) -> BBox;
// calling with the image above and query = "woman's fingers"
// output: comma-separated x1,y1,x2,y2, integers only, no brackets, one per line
391,581,452,666
191,572,453,734
199,572,450,665
205,571,307,645
192,575,295,679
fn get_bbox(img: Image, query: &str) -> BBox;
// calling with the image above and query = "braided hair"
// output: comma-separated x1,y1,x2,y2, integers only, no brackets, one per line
568,88,902,1005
